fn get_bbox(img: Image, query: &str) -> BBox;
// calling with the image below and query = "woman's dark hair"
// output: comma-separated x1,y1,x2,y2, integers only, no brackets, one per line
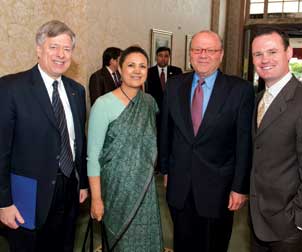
119,46,149,68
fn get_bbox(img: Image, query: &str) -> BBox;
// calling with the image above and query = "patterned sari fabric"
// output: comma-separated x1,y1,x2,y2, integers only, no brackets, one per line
99,90,163,252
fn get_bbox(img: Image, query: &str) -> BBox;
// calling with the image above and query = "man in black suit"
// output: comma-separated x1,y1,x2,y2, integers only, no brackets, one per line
147,47,182,173
89,47,122,105
0,20,88,252
160,30,254,252
146,46,182,109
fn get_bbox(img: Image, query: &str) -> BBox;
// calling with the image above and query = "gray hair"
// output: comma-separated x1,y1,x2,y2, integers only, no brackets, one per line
36,20,76,49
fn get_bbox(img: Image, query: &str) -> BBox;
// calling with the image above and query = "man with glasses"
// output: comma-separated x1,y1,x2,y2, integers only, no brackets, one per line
250,27,302,252
160,30,254,252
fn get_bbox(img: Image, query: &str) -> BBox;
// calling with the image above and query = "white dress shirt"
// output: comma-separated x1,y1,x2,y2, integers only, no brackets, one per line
157,65,168,82
38,65,76,160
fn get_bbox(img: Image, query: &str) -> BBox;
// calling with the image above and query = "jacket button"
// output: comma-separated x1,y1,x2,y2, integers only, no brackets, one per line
256,146,260,150
56,155,60,160
51,180,56,185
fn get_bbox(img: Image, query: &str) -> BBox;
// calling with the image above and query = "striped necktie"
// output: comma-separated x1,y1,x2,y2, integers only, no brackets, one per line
52,80,74,177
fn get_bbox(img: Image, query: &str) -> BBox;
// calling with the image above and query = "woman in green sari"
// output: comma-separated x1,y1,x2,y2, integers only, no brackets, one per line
87,46,163,252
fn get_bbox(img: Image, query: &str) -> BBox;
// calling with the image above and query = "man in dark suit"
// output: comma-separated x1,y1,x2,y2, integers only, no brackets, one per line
0,20,88,252
250,27,302,252
146,46,182,109
160,30,254,252
147,47,182,173
89,47,122,105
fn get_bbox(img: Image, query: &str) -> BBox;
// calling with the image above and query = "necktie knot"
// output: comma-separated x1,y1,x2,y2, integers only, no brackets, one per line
198,78,205,86
52,80,59,92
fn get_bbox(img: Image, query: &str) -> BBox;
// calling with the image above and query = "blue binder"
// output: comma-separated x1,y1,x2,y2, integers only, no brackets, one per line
10,173,37,230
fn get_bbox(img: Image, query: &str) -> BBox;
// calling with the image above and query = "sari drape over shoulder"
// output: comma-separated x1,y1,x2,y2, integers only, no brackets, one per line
99,90,163,251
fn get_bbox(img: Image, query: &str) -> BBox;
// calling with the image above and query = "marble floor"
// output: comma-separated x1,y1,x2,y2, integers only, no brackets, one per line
0,175,251,251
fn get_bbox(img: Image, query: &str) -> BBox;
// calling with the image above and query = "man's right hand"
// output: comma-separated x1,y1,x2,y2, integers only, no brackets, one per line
0,205,24,229
164,175,168,188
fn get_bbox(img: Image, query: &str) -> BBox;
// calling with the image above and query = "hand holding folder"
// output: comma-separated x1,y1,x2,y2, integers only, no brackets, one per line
0,204,24,229
10,173,37,230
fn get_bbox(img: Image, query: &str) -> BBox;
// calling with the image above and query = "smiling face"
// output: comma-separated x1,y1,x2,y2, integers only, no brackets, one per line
252,32,292,87
36,33,73,79
119,52,148,88
190,31,224,78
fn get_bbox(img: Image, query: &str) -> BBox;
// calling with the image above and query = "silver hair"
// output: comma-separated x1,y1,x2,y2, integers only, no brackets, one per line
35,20,76,49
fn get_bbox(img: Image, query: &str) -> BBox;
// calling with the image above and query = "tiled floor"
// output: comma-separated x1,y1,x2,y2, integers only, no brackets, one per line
0,175,251,251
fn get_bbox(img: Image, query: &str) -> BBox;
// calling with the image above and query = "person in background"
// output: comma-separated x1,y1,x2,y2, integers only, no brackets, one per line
146,46,182,109
146,47,182,173
89,47,122,105
87,46,163,252
0,20,88,252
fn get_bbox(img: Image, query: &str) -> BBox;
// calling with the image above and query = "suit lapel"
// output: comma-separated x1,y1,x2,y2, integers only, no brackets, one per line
256,77,297,136
179,73,195,140
155,67,161,85
252,92,263,138
196,72,231,138
30,65,58,131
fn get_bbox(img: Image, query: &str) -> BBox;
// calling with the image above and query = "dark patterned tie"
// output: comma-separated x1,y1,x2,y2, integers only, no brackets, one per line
160,68,166,90
112,72,120,87
52,80,74,177
191,78,205,136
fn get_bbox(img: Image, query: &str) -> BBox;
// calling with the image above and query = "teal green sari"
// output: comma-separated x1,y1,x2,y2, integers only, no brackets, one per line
99,90,163,252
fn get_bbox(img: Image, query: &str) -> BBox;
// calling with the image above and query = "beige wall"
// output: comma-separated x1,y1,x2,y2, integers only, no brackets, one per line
1,0,211,103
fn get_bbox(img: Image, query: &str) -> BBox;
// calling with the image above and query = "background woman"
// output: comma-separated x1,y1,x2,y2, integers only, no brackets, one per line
87,46,163,251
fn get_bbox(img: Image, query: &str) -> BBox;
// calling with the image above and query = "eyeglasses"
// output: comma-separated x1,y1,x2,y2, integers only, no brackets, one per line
252,49,281,59
190,48,222,55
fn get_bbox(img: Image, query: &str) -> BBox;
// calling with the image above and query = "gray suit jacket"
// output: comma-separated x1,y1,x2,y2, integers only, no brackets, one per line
250,76,302,241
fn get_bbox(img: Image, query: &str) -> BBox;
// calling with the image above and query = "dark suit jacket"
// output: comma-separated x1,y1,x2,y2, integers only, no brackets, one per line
0,65,87,228
146,65,182,109
250,76,302,241
160,71,254,218
89,67,120,106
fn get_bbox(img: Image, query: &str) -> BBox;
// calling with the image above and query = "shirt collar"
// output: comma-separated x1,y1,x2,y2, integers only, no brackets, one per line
106,66,115,75
157,65,167,72
266,72,292,98
192,70,218,89
38,64,62,88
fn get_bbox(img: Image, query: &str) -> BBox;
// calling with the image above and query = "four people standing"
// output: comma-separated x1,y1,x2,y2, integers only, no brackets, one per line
159,30,254,252
250,27,302,252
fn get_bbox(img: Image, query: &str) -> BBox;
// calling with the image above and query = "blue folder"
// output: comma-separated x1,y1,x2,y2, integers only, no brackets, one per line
10,173,37,230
